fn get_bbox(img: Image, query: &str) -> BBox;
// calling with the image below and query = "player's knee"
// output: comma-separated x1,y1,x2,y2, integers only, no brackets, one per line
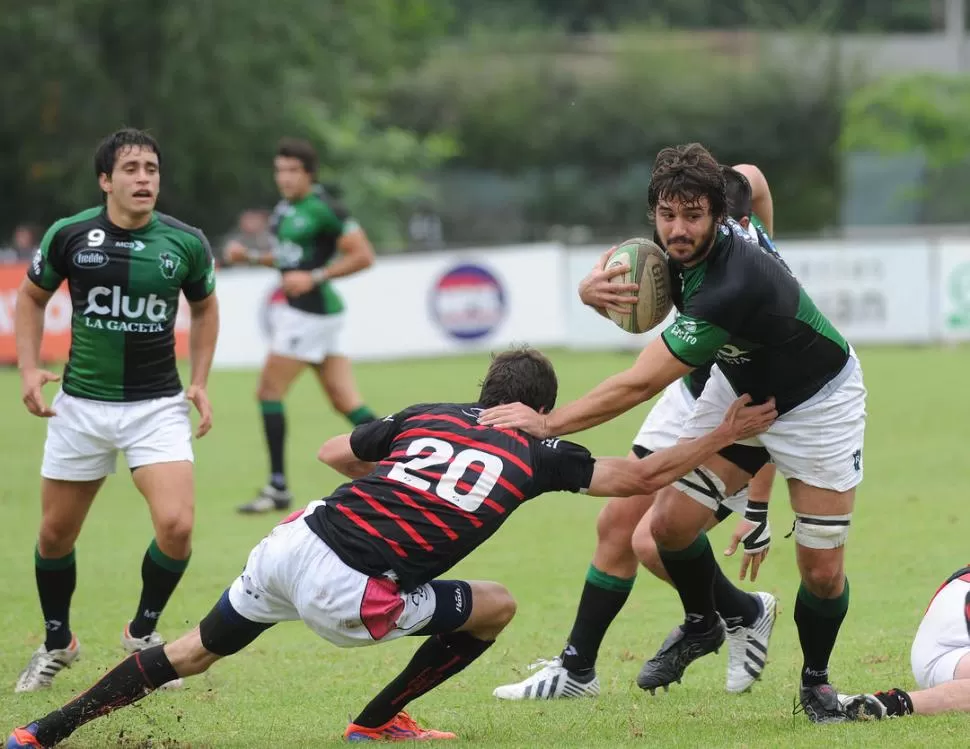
494,588,517,630
484,582,517,630
165,629,220,678
153,513,194,556
649,500,680,547
37,519,80,557
471,581,516,637
595,509,637,559
631,521,662,572
800,559,845,599
256,382,280,401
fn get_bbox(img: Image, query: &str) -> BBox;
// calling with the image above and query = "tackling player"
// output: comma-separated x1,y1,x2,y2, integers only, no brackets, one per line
13,128,218,693
5,348,776,747
227,138,378,514
480,144,868,723
841,563,970,720
493,165,780,701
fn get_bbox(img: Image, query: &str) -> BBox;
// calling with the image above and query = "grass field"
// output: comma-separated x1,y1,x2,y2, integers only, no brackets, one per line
1,346,970,748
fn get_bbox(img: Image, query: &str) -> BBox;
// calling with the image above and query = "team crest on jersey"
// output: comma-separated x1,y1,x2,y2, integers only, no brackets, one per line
158,252,180,279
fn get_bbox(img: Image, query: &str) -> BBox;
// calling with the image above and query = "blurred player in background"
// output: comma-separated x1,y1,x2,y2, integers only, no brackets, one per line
5,348,776,747
842,563,970,721
481,143,867,723
13,128,218,693
494,164,781,702
226,138,378,514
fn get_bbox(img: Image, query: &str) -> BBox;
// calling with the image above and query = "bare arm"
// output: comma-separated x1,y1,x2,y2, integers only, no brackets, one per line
584,395,777,498
544,337,692,436
318,433,376,478
309,228,375,284
15,278,53,375
16,279,62,417
188,294,219,390
733,164,773,237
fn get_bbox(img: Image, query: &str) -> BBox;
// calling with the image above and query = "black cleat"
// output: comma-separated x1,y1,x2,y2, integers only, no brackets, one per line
636,620,725,692
794,683,847,723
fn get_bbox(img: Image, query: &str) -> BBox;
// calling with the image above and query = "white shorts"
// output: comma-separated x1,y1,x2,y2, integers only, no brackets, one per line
227,505,437,648
268,304,345,363
632,378,748,516
680,351,867,494
911,579,970,689
41,391,193,481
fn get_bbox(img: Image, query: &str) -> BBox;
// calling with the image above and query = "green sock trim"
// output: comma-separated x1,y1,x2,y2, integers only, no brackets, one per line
585,564,636,593
35,547,75,571
148,540,190,573
797,578,850,617
346,406,377,426
658,532,711,561
260,400,283,415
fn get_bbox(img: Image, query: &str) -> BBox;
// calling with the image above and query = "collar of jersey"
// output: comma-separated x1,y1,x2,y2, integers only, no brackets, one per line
100,206,158,233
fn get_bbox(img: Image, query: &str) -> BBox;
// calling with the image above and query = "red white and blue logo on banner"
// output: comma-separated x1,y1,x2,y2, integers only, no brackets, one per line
430,263,506,341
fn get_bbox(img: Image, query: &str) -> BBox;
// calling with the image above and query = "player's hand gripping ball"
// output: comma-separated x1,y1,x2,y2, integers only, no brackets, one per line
604,239,673,334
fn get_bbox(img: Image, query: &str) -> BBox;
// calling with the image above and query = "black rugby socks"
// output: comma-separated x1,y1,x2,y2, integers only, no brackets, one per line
35,547,76,651
260,400,286,488
560,565,635,674
32,645,178,747
795,579,850,686
353,632,492,728
129,540,190,638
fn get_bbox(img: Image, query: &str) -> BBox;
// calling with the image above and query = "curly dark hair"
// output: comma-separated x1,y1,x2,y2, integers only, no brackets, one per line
647,143,727,222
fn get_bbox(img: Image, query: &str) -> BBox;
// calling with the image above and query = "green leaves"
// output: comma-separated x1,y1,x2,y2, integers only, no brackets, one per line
0,0,453,246
843,73,970,168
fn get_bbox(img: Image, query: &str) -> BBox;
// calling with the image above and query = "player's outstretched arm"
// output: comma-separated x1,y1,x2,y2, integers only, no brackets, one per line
318,433,377,478
479,337,691,438
15,278,60,417
585,395,777,498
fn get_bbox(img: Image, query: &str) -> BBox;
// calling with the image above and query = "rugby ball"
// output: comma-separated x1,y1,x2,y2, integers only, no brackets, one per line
605,239,673,334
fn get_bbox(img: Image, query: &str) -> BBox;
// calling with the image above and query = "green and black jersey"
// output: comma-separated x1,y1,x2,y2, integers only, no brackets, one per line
28,207,215,402
270,186,358,316
681,215,784,399
662,220,849,415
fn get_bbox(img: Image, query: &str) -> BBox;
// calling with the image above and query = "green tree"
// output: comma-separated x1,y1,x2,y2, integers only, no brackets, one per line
384,34,843,239
0,0,453,246
842,73,970,167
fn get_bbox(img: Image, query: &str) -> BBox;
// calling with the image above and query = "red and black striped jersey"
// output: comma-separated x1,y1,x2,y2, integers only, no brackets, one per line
305,402,596,590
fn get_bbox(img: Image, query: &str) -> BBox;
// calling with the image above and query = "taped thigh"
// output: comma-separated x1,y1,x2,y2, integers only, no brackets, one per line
790,513,852,549
674,465,728,512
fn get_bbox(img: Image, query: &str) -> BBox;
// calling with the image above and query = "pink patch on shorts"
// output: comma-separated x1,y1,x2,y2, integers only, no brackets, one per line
360,577,405,640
